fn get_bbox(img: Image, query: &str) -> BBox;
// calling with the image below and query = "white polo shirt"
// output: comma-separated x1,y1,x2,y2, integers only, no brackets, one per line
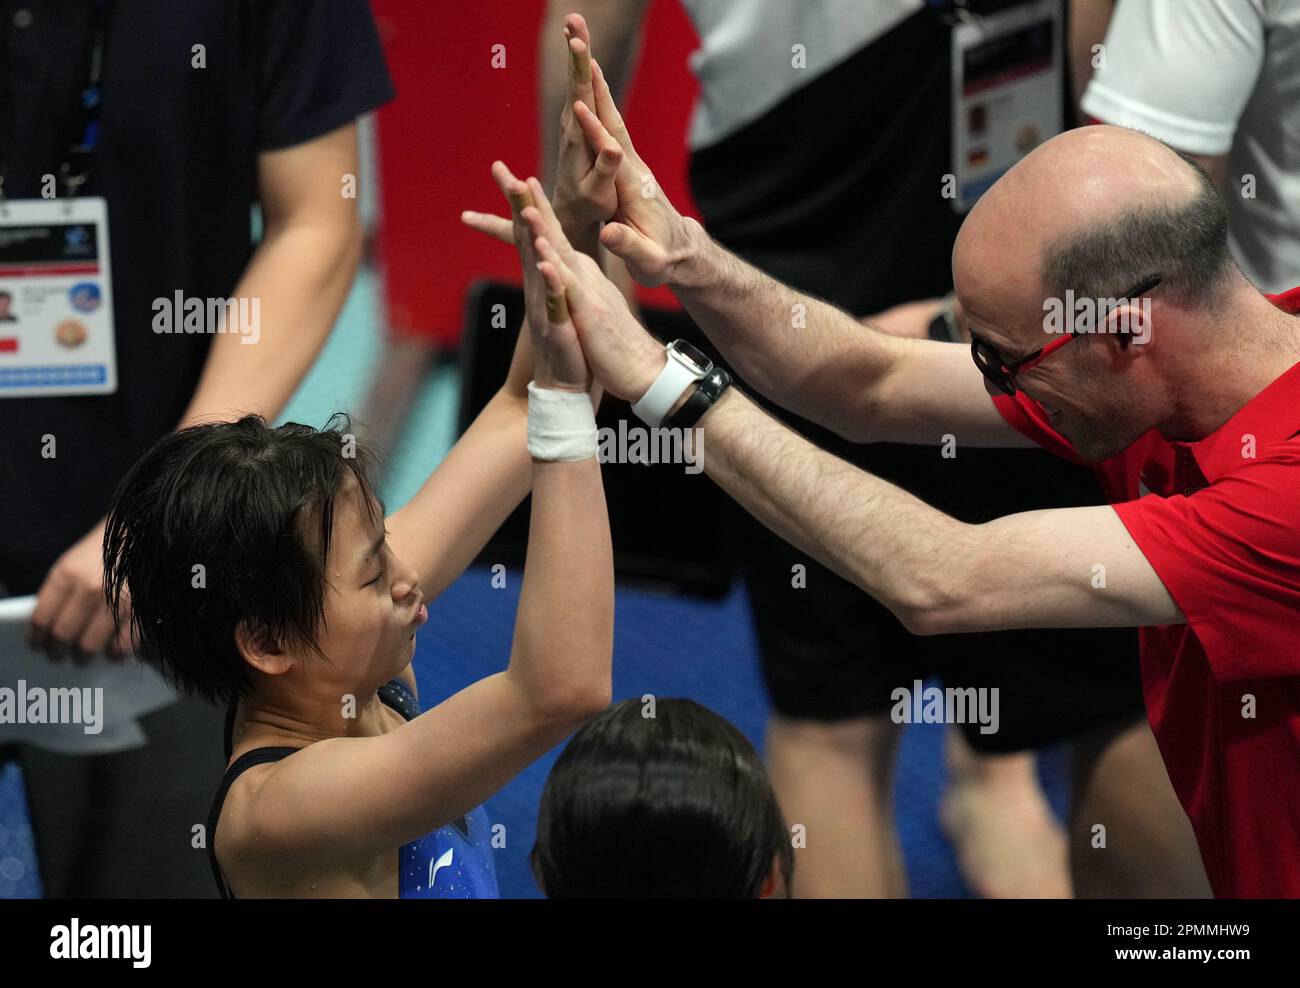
1082,0,1300,293
679,0,924,150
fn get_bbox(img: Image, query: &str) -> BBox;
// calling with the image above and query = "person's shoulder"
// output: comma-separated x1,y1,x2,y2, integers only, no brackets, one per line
1225,436,1300,470
213,752,293,881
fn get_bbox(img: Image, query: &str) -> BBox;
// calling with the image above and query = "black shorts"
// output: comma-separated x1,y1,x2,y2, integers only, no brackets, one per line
738,430,1144,754
683,18,1144,752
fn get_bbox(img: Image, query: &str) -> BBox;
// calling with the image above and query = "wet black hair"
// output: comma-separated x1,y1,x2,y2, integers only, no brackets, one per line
103,413,384,705
531,697,793,898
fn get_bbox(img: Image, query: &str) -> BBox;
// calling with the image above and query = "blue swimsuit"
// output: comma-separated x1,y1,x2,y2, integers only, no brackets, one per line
207,679,499,898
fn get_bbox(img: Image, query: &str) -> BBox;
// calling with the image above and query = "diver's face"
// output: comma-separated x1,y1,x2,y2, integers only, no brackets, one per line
315,476,426,687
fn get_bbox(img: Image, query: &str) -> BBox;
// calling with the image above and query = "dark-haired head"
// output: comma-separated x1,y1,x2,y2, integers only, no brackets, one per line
531,697,792,897
104,413,422,707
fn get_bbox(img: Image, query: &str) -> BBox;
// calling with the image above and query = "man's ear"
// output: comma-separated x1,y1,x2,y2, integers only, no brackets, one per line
1102,294,1157,350
234,620,293,677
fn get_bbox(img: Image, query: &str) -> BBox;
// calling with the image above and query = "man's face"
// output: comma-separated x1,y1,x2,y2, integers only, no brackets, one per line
953,243,1156,463
0,294,12,315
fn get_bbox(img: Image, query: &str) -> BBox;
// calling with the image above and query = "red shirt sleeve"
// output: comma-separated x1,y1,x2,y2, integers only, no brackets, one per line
1112,444,1300,681
990,392,1089,466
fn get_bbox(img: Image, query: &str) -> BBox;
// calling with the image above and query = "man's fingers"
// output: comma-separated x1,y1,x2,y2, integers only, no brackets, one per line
574,101,622,175
594,144,623,178
460,210,514,244
600,221,667,285
564,12,591,48
600,221,649,260
590,58,634,154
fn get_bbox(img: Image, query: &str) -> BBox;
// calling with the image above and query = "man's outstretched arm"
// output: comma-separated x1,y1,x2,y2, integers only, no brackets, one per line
691,385,1181,634
663,221,1032,447
511,177,1180,636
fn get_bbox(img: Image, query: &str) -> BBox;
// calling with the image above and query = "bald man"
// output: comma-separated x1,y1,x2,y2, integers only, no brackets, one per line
498,123,1300,897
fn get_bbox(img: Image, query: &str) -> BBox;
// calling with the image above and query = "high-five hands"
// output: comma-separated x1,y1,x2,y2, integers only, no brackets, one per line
487,161,591,393
462,12,697,286
473,168,665,403
549,15,623,241
462,13,621,255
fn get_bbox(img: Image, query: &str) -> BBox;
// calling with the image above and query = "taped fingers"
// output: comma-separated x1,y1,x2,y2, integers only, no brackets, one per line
544,285,570,325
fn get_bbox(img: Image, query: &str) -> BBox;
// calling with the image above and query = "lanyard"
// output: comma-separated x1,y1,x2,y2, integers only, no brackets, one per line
0,0,111,200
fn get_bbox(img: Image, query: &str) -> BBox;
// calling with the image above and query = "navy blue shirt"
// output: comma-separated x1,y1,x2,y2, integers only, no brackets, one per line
0,0,393,593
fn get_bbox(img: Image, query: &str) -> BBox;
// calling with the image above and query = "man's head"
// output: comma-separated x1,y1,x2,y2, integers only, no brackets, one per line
0,290,12,314
953,125,1238,461
104,414,425,707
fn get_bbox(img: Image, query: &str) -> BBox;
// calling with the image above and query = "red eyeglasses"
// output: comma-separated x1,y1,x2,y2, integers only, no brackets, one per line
968,275,1162,396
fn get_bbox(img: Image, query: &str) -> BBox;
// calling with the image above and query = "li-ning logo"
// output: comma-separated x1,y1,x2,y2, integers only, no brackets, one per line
151,291,261,344
1042,290,1153,344
429,848,454,887
49,918,151,968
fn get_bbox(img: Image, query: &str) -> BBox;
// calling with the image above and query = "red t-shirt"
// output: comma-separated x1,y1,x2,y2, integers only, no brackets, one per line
992,287,1300,898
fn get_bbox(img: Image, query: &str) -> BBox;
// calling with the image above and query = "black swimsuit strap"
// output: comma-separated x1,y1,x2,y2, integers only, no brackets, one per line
209,678,465,897
206,746,300,899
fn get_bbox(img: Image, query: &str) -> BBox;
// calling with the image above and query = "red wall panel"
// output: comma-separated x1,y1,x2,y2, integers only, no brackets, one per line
371,0,700,346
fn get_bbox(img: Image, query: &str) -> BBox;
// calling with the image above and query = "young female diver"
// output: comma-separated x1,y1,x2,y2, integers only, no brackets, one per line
102,165,613,898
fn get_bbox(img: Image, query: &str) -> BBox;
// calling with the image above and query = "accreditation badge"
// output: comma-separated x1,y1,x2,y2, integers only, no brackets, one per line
950,0,1063,213
0,196,117,396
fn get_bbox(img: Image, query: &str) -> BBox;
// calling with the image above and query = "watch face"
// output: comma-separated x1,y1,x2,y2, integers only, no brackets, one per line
669,340,712,376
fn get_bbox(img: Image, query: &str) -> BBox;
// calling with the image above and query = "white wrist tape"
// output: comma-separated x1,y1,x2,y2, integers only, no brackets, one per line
527,381,598,461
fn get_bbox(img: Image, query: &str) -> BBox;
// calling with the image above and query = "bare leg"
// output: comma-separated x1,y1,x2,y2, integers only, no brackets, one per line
766,714,905,898
940,729,1072,898
1070,716,1211,897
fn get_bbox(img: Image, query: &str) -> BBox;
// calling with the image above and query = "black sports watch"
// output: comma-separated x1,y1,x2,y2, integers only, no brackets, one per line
666,366,733,429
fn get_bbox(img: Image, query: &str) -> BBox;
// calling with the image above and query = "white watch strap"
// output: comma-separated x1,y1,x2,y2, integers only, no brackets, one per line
631,353,701,427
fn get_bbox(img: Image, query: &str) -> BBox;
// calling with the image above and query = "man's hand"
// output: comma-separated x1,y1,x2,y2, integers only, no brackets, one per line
549,14,624,247
516,176,665,402
29,518,132,662
464,18,696,285
581,56,696,287
465,14,623,257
